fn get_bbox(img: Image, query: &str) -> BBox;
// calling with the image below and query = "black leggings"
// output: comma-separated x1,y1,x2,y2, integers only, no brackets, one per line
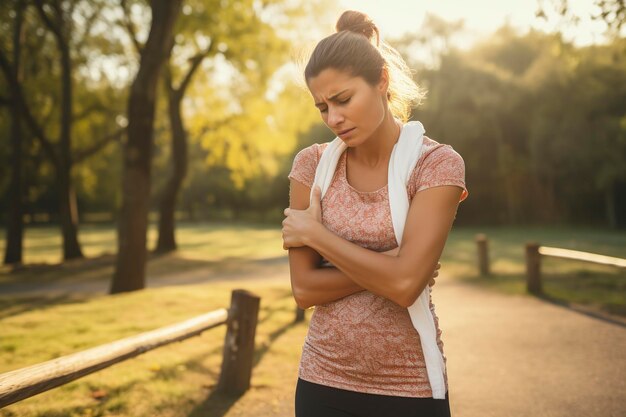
295,378,451,417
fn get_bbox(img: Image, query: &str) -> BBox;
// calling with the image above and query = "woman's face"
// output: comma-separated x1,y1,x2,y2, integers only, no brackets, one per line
307,67,388,147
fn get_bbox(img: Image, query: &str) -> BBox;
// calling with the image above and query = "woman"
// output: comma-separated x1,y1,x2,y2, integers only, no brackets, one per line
282,10,469,417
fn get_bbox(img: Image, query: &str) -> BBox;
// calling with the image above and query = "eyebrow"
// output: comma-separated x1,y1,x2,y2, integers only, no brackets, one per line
314,89,349,108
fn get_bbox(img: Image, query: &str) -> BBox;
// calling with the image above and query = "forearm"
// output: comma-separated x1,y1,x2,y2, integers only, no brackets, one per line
293,265,366,309
304,225,431,307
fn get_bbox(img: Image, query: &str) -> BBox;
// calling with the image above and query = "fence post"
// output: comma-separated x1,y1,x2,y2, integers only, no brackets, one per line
295,306,305,323
217,289,261,395
525,242,542,295
476,233,490,276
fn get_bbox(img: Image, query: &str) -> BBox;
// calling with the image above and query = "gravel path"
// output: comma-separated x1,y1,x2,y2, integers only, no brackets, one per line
436,278,626,417
0,257,289,296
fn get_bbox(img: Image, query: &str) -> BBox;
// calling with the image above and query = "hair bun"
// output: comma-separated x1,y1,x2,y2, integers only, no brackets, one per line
335,10,380,46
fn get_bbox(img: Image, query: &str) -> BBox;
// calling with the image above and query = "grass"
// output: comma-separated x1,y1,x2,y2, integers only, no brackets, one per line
1,221,302,417
1,221,285,266
0,222,624,416
443,225,626,317
0,279,306,417
0,221,285,286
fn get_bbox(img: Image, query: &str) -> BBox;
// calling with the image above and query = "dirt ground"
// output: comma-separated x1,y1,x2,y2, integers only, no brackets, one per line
2,259,625,417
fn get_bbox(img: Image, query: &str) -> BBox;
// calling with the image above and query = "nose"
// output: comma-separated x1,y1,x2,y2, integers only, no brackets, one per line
326,105,344,129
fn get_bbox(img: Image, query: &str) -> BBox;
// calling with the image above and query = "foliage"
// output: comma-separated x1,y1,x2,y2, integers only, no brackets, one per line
1,5,624,228
400,22,626,226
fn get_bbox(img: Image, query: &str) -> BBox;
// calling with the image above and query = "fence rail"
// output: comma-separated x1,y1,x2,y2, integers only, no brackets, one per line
526,243,625,295
474,234,625,296
538,246,626,268
0,289,260,409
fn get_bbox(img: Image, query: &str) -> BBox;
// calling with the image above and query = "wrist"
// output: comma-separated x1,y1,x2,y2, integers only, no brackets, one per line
304,221,324,248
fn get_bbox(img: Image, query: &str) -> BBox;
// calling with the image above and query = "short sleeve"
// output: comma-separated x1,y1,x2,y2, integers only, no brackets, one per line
408,145,469,203
287,144,321,189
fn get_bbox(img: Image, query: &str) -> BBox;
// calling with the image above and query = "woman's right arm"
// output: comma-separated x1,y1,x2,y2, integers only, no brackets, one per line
288,178,366,309
287,178,439,309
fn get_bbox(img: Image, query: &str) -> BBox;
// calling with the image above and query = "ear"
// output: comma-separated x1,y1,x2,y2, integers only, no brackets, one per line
377,67,390,97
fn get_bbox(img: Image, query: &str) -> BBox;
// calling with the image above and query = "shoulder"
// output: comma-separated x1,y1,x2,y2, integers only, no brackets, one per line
288,142,331,188
292,142,328,165
417,136,465,172
408,135,468,202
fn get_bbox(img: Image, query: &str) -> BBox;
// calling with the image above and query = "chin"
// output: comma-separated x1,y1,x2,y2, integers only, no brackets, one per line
341,138,359,147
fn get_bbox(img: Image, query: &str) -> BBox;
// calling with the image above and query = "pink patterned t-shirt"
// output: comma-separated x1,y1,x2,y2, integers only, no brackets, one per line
287,134,468,398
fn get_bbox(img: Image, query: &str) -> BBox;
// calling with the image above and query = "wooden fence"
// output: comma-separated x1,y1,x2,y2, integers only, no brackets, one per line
525,243,626,295
475,234,626,295
0,289,260,409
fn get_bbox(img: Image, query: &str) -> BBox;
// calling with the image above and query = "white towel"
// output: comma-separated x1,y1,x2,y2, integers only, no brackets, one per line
311,120,447,399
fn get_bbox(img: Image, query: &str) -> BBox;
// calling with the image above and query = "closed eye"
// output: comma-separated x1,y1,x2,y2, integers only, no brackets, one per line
317,97,351,113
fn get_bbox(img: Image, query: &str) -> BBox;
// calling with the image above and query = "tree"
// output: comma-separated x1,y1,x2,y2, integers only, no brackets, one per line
153,0,293,251
110,0,182,293
0,0,125,262
0,0,26,265
536,0,626,35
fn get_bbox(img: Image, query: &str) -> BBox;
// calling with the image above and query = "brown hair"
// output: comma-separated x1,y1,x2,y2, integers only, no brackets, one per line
304,10,425,122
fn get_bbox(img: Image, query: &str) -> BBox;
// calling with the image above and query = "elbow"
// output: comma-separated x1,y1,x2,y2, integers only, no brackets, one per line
396,294,414,309
395,273,430,308
293,290,313,310
291,275,313,310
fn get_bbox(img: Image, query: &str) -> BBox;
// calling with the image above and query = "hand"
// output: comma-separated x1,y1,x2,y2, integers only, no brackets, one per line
282,185,323,249
383,248,441,287
429,261,441,287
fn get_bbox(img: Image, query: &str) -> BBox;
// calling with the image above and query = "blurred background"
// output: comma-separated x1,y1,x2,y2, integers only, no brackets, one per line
1,0,624,234
0,1,624,416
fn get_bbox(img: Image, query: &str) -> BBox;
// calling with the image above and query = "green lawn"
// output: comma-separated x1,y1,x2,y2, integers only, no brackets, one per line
0,279,306,417
444,225,626,316
0,222,286,286
1,221,286,266
0,222,624,416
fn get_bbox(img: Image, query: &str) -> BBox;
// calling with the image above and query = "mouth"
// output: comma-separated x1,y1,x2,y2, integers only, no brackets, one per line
338,127,355,136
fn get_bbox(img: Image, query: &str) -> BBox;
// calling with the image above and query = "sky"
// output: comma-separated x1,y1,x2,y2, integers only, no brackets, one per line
336,0,613,48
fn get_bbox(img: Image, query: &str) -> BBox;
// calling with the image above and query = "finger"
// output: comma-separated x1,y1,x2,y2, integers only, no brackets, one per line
310,186,322,207
435,262,441,269
429,278,435,286
283,208,289,216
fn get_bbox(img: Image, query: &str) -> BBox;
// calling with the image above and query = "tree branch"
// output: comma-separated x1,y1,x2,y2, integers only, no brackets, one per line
33,0,64,44
74,127,126,163
196,114,239,137
177,41,217,95
0,47,60,166
75,4,103,54
120,0,143,54
72,102,112,122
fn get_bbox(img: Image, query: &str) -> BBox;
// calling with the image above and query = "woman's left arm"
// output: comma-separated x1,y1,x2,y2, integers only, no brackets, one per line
282,184,462,308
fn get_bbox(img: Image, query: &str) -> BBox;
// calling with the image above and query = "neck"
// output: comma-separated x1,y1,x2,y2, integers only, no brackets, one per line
349,112,401,168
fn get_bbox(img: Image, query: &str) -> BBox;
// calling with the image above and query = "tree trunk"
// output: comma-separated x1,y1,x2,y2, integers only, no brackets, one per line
186,202,195,222
58,166,83,259
58,41,83,260
605,183,616,229
4,2,26,265
155,88,188,253
155,44,212,253
110,0,182,294
4,98,25,265
617,181,626,229
33,0,84,260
